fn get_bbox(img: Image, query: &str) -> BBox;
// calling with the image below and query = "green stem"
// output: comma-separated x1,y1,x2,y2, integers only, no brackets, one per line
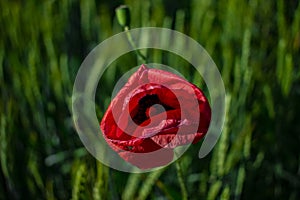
175,160,188,200
124,26,147,63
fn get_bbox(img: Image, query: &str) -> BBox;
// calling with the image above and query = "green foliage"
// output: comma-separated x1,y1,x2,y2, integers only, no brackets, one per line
1,0,300,199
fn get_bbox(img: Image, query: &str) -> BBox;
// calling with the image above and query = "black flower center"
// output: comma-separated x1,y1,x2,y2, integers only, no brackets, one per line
132,94,173,125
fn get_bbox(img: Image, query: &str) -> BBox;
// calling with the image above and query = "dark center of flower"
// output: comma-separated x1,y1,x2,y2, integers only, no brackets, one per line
132,94,173,125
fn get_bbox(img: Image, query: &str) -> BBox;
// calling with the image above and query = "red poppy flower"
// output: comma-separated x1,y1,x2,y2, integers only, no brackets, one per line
100,64,211,169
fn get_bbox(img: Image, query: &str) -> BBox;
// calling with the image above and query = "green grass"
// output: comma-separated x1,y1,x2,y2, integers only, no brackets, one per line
1,0,300,199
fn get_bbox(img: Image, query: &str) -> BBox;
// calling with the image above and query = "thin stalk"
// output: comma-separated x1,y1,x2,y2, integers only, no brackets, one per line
124,26,147,63
175,160,188,200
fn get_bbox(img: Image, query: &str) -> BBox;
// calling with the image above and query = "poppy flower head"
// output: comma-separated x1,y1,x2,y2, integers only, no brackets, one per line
100,64,211,169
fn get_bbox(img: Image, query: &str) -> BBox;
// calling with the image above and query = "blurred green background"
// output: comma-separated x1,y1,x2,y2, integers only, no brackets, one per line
1,0,300,199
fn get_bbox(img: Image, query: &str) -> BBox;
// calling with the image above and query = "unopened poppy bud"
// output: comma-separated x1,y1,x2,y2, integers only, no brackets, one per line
115,5,131,27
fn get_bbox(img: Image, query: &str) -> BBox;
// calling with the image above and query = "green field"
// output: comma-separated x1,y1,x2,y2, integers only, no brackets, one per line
1,0,300,199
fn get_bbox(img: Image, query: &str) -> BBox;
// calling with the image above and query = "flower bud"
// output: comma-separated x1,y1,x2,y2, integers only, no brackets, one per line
115,5,131,27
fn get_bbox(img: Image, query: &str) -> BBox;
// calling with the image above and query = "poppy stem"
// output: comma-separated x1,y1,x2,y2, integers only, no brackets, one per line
124,26,147,63
175,159,188,200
